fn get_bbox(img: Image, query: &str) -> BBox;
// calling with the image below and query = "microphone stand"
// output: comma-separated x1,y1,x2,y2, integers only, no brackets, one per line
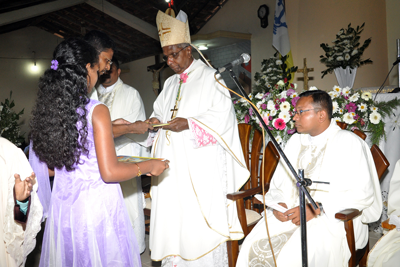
226,69,318,267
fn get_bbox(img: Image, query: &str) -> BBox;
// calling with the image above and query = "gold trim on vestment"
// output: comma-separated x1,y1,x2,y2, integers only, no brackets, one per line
150,237,242,262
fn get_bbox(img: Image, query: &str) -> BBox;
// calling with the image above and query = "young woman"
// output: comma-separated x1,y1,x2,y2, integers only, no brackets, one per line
29,38,168,267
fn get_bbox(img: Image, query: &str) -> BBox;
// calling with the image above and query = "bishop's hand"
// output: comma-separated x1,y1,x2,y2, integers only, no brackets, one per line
164,117,189,132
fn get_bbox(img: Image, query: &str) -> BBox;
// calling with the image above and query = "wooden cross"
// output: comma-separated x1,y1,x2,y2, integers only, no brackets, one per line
296,58,314,90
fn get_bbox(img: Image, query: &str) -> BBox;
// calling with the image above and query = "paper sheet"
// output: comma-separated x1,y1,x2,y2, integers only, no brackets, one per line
254,194,288,213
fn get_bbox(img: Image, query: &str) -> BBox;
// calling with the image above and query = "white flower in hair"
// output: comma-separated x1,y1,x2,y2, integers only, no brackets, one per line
309,86,318,91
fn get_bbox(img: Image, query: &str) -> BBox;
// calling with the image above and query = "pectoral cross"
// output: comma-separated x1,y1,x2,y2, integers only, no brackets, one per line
296,58,314,90
171,104,179,119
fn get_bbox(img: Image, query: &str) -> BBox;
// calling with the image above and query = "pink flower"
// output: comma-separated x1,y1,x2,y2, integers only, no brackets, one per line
275,104,280,110
360,118,365,126
268,126,274,131
280,98,286,102
263,92,270,99
259,116,269,127
292,96,300,107
345,102,357,112
269,116,273,121
180,73,188,83
261,103,267,109
351,126,359,131
274,118,286,130
244,114,250,123
287,128,296,134
286,89,295,96
249,107,254,116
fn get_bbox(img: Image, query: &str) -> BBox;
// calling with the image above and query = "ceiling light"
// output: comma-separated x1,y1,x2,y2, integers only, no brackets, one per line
199,44,208,50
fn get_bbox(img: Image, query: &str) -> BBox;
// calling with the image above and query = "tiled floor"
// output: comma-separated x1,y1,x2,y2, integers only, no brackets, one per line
25,229,383,266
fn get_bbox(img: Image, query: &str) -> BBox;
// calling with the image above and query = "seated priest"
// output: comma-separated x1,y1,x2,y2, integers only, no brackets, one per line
236,89,382,267
147,9,249,266
1,137,42,267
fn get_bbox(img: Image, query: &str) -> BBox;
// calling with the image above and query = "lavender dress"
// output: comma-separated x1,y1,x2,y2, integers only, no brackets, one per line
30,100,141,267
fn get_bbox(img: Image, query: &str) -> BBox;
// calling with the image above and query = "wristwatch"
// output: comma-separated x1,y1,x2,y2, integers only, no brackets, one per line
317,202,324,214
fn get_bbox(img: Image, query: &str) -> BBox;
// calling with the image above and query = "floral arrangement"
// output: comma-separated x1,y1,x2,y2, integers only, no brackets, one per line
0,91,25,147
234,79,298,145
253,52,298,95
326,85,400,145
320,23,372,78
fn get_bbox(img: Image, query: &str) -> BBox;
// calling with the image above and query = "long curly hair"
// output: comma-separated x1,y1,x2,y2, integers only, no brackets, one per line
30,38,99,171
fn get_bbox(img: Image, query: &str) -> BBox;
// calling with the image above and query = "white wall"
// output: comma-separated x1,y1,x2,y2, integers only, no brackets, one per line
0,27,62,141
386,0,400,86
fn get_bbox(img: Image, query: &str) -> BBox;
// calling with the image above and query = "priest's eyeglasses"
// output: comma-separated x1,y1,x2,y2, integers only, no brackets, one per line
99,58,113,75
293,108,319,116
163,46,188,61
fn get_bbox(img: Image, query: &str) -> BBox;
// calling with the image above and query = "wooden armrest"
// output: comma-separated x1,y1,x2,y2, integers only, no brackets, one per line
335,209,361,221
382,218,396,230
144,192,151,199
227,184,270,201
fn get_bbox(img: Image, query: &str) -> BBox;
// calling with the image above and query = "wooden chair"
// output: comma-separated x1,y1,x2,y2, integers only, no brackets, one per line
226,139,280,267
335,141,389,267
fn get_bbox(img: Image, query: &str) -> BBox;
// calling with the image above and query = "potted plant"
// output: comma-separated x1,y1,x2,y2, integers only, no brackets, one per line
320,23,372,88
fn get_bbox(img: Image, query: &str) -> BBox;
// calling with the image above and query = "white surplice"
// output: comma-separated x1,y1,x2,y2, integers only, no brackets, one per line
0,137,43,267
237,120,382,267
149,59,249,264
91,78,149,252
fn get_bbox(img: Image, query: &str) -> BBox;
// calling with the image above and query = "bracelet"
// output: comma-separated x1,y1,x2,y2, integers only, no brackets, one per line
135,163,142,177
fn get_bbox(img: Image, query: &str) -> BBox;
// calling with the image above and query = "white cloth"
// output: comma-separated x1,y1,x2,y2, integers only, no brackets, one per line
91,78,149,252
149,59,249,263
237,120,382,267
1,137,43,267
388,160,400,217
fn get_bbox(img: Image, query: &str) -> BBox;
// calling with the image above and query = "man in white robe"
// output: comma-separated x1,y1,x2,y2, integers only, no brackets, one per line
1,137,42,267
148,9,249,266
89,57,150,252
236,90,382,267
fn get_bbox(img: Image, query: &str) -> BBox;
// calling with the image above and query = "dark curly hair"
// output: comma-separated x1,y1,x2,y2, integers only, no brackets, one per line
30,38,99,171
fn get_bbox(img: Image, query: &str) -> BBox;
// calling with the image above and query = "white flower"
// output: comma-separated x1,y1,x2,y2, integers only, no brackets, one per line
255,92,264,99
328,57,334,61
361,92,372,101
343,48,350,53
345,53,350,61
349,92,360,102
343,112,355,124
328,91,336,99
267,84,272,89
369,112,382,124
0,105,3,112
267,100,275,110
270,109,277,116
338,108,344,114
337,30,343,35
358,103,367,112
370,106,378,112
248,93,253,100
256,102,262,109
351,49,358,56
333,85,341,94
337,56,344,61
309,86,318,91
275,135,283,144
277,80,285,86
332,101,339,113
262,111,271,118
276,60,283,65
266,68,272,73
342,87,351,96
280,101,291,112
390,114,400,130
333,92,340,98
291,92,298,98
289,121,294,128
280,91,288,98
293,83,298,89
333,117,342,122
279,111,291,123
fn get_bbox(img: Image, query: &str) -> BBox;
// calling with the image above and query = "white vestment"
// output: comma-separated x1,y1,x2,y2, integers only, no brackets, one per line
91,78,149,252
149,59,249,265
0,137,43,267
237,120,382,267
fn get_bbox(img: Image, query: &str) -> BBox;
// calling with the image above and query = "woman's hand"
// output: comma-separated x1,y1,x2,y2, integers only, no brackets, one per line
147,160,170,176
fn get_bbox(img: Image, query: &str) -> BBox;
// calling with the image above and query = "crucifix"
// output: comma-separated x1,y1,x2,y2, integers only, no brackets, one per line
170,104,179,119
296,58,314,90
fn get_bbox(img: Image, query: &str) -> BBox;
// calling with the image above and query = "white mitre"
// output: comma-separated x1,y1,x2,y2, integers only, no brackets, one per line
156,9,191,47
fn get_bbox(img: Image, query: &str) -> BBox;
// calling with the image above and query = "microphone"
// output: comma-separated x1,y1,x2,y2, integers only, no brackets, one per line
216,53,251,74
393,57,400,66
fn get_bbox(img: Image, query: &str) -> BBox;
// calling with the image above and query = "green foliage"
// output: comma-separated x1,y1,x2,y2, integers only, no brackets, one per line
253,52,298,95
320,23,373,78
0,91,25,147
